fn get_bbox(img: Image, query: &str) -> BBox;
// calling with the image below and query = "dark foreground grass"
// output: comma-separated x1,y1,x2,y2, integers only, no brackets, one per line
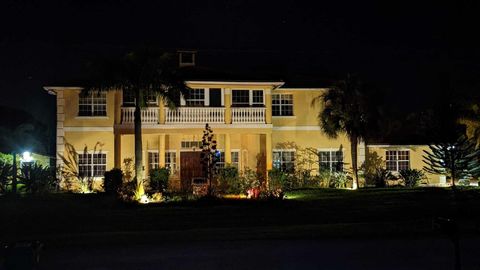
0,188,479,246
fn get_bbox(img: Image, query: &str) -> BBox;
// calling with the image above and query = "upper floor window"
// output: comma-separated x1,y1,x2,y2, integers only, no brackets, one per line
78,92,107,116
123,90,157,106
272,94,293,116
232,90,264,107
186,88,205,107
386,150,410,171
273,150,295,173
319,150,344,172
78,153,106,177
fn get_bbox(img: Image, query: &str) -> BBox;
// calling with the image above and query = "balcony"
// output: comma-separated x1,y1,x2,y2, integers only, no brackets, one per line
231,107,266,123
121,107,159,124
165,107,225,124
119,107,267,125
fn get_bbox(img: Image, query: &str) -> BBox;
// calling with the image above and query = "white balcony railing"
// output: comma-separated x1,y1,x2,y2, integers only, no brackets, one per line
165,107,225,124
231,107,266,123
121,107,159,124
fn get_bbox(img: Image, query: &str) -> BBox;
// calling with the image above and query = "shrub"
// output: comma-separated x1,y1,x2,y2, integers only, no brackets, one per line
399,169,425,188
240,167,260,192
330,171,351,188
0,161,12,194
217,165,240,193
104,168,123,194
366,168,396,188
149,167,170,192
19,163,56,194
267,168,288,199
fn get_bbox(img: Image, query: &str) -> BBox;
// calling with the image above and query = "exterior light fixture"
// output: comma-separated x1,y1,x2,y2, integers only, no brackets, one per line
140,194,149,204
22,151,33,163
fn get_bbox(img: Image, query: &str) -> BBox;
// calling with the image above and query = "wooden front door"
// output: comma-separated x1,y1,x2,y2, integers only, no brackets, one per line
180,151,203,191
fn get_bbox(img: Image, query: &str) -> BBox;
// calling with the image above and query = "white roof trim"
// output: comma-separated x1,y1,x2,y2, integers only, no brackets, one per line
366,144,428,148
185,81,285,87
276,88,329,91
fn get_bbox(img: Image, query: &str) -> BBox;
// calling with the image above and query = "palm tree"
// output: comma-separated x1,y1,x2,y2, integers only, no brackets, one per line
84,48,189,197
313,74,376,189
458,104,480,146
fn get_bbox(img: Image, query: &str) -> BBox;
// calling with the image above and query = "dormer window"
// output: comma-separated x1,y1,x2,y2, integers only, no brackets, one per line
179,51,196,67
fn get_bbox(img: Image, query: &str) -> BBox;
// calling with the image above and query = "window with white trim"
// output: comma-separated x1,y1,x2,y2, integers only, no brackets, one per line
386,150,410,171
319,150,344,172
148,152,159,171
272,94,293,116
186,88,205,107
165,151,177,173
181,141,203,149
78,92,107,116
231,151,240,168
78,153,106,177
273,150,295,173
123,90,158,106
232,90,250,107
252,90,264,107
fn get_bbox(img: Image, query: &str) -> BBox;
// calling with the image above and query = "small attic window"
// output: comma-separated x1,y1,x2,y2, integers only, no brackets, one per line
179,51,196,67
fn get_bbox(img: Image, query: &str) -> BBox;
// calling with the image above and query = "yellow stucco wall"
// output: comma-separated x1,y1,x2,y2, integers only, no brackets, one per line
367,145,442,185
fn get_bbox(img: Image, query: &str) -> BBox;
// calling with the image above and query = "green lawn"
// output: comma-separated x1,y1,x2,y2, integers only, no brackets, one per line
1,188,479,246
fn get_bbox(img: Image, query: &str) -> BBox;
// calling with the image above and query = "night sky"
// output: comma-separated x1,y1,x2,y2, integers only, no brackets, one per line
0,1,478,128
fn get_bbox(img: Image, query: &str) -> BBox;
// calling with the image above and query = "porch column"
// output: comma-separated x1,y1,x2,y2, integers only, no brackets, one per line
159,134,166,167
114,133,122,168
266,133,272,171
159,100,165,124
224,133,231,164
265,88,272,124
224,88,232,124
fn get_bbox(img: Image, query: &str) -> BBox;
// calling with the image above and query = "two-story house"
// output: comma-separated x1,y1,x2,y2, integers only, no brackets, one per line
44,51,443,190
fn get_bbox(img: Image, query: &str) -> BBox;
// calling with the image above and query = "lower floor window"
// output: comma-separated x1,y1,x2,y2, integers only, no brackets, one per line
78,153,106,177
165,151,177,173
216,151,240,168
319,150,344,172
386,150,410,171
273,150,295,173
148,151,177,173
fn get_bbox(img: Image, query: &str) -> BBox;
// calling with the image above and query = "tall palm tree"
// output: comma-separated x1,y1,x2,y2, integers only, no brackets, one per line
313,74,376,189
84,48,189,197
458,104,480,146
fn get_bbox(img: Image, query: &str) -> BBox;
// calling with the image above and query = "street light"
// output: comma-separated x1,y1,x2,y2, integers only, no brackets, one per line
21,151,33,163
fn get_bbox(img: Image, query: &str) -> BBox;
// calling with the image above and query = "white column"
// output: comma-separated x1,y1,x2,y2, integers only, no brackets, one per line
204,88,210,106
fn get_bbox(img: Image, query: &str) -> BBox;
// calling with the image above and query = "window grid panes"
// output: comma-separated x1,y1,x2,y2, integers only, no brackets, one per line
386,150,410,171
232,90,250,106
273,150,295,173
319,151,344,172
181,141,202,149
215,151,239,168
186,89,205,107
78,153,106,177
148,152,159,171
79,92,107,116
272,94,293,116
165,152,177,173
252,90,264,106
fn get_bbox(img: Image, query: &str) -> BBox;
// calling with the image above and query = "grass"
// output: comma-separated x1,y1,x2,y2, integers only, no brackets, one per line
0,187,479,246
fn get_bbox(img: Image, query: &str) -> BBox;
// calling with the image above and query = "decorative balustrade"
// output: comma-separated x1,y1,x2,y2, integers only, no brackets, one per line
165,107,225,124
121,107,159,124
231,107,266,123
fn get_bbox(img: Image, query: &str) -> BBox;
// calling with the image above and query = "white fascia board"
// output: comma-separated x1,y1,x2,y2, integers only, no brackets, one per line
275,88,329,91
185,81,285,87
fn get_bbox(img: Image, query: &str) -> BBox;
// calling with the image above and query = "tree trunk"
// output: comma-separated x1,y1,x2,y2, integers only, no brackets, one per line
134,89,145,197
350,135,359,189
12,152,17,194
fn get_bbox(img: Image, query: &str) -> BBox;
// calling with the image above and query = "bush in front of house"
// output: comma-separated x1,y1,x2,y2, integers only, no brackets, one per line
149,167,170,193
217,165,240,194
104,168,123,194
399,169,425,188
19,163,57,194
366,167,396,188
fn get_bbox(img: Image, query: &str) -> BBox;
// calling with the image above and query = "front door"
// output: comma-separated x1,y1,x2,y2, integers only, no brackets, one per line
209,88,222,107
180,151,203,191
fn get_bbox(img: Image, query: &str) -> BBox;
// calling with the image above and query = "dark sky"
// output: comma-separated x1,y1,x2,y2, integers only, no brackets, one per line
0,1,478,128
